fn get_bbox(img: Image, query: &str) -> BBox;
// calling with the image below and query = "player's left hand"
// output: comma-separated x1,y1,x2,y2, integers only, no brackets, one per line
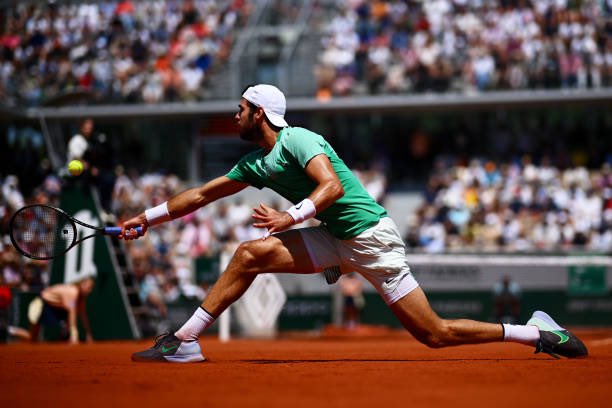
252,203,294,239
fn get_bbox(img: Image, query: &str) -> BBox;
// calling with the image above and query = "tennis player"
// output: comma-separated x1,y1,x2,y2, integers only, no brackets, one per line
122,84,587,362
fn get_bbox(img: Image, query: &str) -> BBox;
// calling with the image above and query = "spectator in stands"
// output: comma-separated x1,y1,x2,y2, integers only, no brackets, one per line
1,175,24,215
67,118,94,164
1,245,22,289
410,159,611,253
0,1,252,107
353,165,387,204
2,0,610,104
493,275,522,324
315,0,611,98
227,197,252,229
131,242,169,332
67,118,116,216
339,273,365,330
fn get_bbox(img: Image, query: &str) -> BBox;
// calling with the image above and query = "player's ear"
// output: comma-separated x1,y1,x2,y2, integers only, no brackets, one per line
254,106,265,122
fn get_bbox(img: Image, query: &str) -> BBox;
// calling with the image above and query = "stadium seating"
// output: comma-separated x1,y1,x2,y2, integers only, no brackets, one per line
1,0,610,106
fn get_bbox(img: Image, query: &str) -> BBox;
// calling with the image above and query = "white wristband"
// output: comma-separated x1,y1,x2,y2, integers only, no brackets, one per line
144,202,171,226
286,198,316,224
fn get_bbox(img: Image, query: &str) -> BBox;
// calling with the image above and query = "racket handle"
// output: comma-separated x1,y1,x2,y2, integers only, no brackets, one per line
104,226,143,236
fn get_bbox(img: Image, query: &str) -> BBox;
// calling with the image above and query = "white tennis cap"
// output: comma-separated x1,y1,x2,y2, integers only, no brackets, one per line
242,84,288,128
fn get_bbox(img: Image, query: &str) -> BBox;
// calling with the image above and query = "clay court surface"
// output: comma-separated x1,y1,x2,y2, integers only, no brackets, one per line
2,327,612,408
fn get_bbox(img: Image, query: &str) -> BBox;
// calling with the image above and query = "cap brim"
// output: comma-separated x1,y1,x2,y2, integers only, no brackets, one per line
264,109,288,128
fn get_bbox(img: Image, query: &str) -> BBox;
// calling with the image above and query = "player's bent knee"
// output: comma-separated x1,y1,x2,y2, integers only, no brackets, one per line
422,334,445,349
233,239,279,274
411,330,444,348
232,242,259,274
413,322,450,348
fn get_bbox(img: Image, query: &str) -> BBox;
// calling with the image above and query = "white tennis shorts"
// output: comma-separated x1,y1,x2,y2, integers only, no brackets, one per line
299,217,419,305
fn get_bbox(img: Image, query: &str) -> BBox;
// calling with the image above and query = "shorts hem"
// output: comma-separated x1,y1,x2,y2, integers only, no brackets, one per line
383,274,420,305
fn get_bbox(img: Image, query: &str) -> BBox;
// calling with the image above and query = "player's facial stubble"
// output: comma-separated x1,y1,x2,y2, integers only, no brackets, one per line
237,103,263,142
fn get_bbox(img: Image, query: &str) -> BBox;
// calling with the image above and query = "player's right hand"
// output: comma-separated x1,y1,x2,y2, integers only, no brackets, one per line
120,214,148,240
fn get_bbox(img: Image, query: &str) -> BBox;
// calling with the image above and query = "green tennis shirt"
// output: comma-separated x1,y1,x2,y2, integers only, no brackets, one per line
226,127,387,239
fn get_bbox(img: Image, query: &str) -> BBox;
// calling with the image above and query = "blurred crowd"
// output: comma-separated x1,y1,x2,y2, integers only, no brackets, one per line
0,0,252,106
0,169,62,284
405,157,612,253
0,124,63,294
2,0,611,107
315,0,612,98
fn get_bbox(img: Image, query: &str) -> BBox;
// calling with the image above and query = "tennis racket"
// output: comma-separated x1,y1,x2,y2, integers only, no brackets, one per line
9,204,142,260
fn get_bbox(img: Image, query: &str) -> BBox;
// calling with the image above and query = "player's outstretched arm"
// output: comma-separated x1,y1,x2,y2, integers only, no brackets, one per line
120,176,248,239
166,176,249,219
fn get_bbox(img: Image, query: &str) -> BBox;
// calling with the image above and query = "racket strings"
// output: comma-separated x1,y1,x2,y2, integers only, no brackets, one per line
11,206,76,259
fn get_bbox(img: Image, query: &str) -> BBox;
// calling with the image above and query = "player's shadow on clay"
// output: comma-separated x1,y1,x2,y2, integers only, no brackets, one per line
244,358,542,364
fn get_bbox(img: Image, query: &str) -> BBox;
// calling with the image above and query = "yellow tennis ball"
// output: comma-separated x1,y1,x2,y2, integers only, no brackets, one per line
68,160,84,176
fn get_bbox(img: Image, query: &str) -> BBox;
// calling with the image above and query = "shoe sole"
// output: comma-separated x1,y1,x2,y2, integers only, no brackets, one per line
131,354,206,363
164,354,206,363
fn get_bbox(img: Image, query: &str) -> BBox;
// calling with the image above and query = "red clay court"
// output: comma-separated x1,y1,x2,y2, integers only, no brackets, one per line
2,327,611,408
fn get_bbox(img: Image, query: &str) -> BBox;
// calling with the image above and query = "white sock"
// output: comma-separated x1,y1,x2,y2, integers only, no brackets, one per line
503,323,540,346
174,307,215,342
